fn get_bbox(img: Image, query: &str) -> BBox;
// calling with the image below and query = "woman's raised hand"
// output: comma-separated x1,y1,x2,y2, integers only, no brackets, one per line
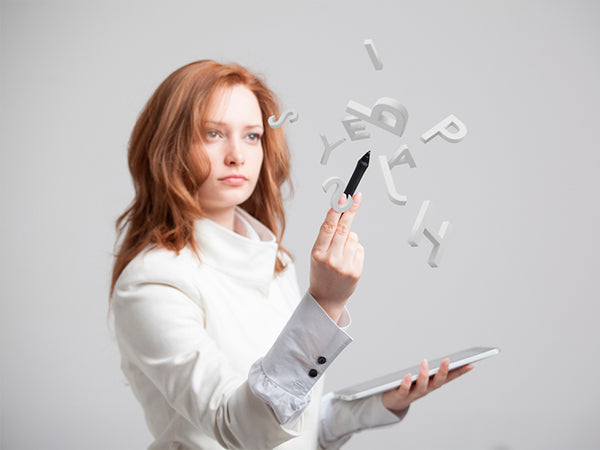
309,193,364,322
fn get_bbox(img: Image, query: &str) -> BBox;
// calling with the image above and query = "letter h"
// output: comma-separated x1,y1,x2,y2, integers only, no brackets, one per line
408,200,450,268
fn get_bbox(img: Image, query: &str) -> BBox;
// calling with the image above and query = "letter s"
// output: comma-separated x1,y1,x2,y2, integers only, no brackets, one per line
268,109,299,128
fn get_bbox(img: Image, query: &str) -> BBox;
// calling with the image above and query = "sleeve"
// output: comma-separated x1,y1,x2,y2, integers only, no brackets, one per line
246,289,408,449
317,392,409,449
248,291,353,425
113,279,303,450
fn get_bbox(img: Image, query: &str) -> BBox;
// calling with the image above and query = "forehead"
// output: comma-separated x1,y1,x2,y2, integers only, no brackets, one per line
205,84,262,125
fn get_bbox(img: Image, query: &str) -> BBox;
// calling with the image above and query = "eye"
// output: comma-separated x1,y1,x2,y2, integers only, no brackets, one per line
206,130,222,139
247,132,262,142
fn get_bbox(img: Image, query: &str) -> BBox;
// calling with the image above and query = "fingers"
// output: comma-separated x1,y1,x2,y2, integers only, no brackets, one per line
328,193,362,256
429,360,473,390
412,359,430,397
396,373,412,400
446,364,474,383
430,359,450,390
352,240,365,273
309,192,364,311
383,360,474,414
394,373,413,401
313,201,343,253
312,192,361,250
382,373,412,413
342,231,359,263
410,359,473,395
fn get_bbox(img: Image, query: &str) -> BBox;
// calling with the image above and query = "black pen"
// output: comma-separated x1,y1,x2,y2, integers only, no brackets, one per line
344,150,370,198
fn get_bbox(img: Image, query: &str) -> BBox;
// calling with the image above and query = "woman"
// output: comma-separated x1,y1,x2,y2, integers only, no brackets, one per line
110,60,471,450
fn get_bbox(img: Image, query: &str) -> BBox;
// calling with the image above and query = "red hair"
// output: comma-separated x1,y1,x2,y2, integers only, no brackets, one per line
110,60,293,298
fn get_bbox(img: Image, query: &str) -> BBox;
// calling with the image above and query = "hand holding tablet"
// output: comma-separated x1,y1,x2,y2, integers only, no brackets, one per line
381,357,473,414
333,346,500,404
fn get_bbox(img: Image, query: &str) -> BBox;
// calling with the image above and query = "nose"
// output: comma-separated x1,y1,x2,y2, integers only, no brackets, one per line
224,138,245,166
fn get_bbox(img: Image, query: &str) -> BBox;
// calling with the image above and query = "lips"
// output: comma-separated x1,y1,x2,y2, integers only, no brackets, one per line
219,174,247,181
219,174,247,186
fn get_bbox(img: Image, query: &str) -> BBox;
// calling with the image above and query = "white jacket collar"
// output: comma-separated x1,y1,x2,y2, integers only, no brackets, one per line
193,207,278,289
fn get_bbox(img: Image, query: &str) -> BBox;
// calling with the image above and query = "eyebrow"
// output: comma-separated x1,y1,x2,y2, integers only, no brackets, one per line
204,120,263,130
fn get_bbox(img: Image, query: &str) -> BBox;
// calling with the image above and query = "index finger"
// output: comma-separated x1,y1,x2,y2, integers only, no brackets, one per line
312,196,344,252
328,192,362,255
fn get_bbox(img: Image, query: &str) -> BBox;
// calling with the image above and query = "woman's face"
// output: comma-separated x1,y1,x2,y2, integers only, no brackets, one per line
196,84,264,223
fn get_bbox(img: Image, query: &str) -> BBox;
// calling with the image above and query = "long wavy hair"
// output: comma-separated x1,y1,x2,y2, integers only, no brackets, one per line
109,60,293,299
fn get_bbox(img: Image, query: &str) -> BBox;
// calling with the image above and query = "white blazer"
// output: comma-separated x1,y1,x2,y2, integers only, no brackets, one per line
112,208,403,450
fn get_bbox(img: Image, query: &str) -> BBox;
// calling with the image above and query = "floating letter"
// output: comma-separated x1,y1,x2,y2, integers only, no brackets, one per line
420,114,467,143
408,200,450,268
388,144,416,169
268,109,299,128
320,134,347,165
378,155,407,205
322,176,354,213
341,116,370,141
346,98,408,137
364,39,383,71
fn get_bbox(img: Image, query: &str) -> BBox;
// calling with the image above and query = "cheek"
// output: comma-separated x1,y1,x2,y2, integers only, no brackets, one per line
194,145,217,180
252,148,264,173
204,148,221,171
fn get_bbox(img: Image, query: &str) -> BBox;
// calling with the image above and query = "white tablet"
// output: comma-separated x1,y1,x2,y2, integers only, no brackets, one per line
333,346,500,401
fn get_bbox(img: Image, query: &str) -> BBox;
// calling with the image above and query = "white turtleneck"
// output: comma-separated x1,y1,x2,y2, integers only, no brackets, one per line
112,208,404,450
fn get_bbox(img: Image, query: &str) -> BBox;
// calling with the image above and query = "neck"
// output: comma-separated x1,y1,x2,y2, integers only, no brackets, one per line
203,207,248,237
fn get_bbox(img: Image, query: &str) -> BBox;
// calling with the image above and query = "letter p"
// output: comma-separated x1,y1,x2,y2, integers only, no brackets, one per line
420,114,467,144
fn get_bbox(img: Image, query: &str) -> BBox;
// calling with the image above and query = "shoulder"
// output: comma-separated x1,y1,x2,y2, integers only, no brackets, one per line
111,246,209,358
114,244,202,300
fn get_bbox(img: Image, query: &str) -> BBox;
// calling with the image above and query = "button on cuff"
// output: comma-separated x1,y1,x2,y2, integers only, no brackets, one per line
260,292,353,398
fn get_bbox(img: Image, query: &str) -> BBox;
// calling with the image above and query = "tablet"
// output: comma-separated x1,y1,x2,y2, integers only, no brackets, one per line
333,346,500,401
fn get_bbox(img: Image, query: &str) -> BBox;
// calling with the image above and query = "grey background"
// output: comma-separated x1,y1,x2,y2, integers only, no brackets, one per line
1,1,599,449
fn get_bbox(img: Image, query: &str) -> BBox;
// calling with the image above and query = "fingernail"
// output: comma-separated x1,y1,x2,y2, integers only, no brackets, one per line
338,194,346,206
354,192,362,202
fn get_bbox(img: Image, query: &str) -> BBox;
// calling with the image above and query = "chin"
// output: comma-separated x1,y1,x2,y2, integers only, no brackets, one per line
226,190,254,207
198,183,257,211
